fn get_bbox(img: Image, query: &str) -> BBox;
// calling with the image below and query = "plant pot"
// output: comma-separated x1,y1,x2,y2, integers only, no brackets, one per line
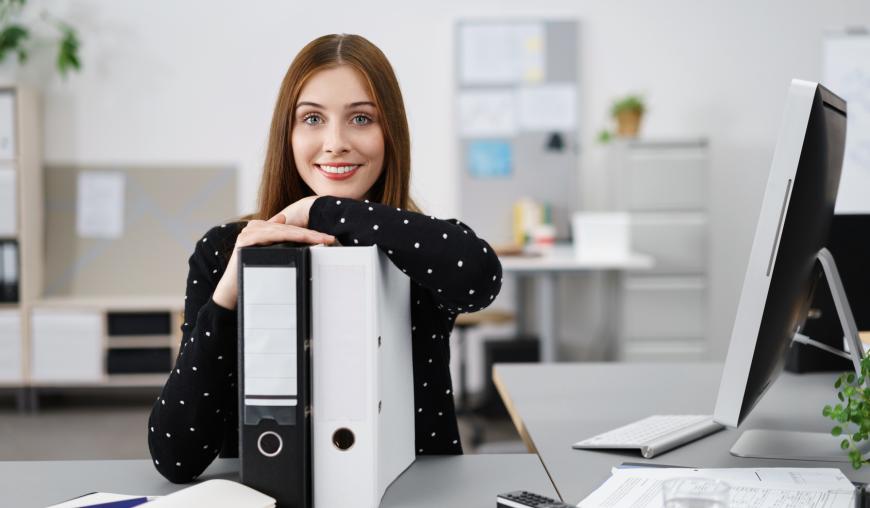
615,110,642,137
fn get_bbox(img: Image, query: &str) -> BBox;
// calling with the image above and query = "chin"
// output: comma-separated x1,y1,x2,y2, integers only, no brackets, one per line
311,184,366,201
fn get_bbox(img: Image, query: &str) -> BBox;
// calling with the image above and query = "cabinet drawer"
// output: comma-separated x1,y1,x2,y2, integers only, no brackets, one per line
0,166,15,236
31,309,103,382
630,213,707,274
617,145,707,211
621,276,706,340
0,310,21,382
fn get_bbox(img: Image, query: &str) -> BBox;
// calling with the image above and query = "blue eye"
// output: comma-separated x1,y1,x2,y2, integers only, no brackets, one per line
302,114,322,125
352,114,372,126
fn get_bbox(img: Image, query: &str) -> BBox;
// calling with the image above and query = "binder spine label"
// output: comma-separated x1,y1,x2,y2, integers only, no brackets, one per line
242,266,298,420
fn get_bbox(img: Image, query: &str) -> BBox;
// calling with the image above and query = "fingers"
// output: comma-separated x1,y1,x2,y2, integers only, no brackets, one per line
238,220,335,248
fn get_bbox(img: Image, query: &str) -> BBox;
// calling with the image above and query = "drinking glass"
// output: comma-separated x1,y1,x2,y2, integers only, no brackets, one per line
661,477,730,508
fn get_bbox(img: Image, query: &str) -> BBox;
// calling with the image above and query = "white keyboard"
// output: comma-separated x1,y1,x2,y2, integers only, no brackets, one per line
572,415,723,458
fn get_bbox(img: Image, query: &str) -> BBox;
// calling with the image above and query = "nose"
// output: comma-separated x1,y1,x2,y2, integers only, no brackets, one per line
323,123,350,155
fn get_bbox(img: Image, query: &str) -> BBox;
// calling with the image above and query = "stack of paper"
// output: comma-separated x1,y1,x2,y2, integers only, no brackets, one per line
577,467,856,508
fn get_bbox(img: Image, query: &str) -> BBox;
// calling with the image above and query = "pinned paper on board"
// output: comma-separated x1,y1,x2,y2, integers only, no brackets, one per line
76,171,126,239
517,84,577,131
824,32,870,213
467,140,512,178
458,90,517,138
459,22,545,84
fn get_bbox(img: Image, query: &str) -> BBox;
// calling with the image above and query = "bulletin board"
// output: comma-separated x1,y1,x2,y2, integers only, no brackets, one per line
43,165,238,298
455,19,580,244
824,29,870,214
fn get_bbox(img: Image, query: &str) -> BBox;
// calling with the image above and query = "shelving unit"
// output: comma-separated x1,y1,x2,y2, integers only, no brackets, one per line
29,296,183,389
608,138,710,361
14,162,238,409
0,86,41,409
0,88,236,409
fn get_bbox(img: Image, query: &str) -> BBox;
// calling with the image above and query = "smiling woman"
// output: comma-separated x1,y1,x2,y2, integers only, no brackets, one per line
147,33,503,484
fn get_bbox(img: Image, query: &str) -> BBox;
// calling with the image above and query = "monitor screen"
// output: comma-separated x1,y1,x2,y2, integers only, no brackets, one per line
714,80,847,427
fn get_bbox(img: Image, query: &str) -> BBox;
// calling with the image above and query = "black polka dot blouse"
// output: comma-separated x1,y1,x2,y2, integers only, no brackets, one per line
148,196,503,483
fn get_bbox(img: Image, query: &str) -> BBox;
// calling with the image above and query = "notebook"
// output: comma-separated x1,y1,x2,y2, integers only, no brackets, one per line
48,479,275,508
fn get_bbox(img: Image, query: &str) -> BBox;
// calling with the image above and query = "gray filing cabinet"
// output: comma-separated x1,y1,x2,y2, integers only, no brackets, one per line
609,139,709,360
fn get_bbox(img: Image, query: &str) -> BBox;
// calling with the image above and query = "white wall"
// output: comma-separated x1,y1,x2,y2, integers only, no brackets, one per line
13,0,870,367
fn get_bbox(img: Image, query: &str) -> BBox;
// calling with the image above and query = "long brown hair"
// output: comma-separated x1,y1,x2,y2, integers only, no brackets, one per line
242,34,419,221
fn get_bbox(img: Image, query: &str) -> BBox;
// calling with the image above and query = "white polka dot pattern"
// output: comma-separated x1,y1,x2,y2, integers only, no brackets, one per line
149,199,503,483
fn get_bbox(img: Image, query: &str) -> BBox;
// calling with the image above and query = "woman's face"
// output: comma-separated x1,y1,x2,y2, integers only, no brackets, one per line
292,65,385,201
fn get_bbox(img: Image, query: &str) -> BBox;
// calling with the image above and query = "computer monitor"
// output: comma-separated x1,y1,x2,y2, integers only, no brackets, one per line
712,79,863,461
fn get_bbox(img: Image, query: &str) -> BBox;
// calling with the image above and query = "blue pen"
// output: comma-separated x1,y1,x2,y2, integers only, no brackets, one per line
79,497,150,508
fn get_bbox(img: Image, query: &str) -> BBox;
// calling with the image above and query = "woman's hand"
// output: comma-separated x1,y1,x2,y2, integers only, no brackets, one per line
212,219,335,310
268,196,320,228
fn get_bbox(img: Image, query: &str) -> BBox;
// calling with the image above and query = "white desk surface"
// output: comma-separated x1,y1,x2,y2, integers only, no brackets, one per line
494,362,870,504
0,454,557,508
499,245,654,272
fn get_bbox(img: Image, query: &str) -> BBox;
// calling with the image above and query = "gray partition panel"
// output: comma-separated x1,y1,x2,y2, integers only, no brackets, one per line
43,166,238,297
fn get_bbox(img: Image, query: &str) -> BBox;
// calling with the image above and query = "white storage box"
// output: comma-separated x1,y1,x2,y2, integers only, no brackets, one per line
31,309,103,382
572,212,631,260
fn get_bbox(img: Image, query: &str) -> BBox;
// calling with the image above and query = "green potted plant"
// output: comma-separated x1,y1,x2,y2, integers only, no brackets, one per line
597,94,646,143
823,354,870,469
611,95,645,137
0,0,82,78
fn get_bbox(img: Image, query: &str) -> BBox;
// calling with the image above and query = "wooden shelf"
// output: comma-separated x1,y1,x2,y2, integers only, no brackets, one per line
34,296,184,311
107,336,175,349
104,373,169,388
30,373,169,389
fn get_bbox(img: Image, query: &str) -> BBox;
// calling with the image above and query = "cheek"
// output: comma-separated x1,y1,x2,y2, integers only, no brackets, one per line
358,129,385,164
291,130,316,165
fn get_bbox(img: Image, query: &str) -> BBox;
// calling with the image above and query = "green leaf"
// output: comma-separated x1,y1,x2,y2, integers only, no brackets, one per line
56,25,81,77
848,373,856,384
836,377,843,389
842,439,850,449
838,392,845,402
833,426,843,436
0,24,28,64
823,405,832,417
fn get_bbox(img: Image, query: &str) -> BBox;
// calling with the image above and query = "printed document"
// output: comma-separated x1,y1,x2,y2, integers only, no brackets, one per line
576,467,855,508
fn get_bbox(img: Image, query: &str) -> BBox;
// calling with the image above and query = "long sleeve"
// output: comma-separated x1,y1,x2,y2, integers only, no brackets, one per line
308,196,503,314
148,223,243,484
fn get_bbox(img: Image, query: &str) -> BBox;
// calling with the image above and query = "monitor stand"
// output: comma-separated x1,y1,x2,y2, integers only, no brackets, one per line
730,247,868,462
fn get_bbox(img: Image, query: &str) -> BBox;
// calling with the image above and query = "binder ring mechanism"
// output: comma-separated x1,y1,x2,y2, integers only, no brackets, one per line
333,428,355,451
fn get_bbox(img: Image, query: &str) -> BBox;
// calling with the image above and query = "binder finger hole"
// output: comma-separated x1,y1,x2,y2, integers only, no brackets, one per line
257,431,283,458
332,428,355,451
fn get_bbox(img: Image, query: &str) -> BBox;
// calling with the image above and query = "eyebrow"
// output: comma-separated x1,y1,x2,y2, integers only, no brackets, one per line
295,101,376,110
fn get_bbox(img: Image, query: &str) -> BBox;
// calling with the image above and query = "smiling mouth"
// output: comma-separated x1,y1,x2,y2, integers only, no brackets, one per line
316,164,361,174
315,164,363,181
